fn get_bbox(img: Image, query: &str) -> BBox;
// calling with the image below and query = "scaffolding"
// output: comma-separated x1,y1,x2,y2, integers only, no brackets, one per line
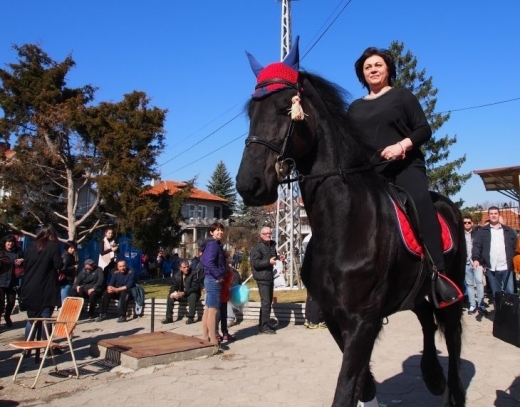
274,0,302,288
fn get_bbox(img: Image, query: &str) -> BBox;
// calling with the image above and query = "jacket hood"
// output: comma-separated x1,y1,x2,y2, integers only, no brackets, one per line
198,237,216,252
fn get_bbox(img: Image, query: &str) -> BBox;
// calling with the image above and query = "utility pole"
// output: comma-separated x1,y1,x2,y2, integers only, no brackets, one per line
275,0,302,288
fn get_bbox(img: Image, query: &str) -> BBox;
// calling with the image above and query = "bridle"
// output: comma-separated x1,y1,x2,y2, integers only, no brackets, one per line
245,78,301,183
244,78,374,184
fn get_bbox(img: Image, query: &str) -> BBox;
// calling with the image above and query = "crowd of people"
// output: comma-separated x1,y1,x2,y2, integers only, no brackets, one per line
0,209,518,350
465,207,519,315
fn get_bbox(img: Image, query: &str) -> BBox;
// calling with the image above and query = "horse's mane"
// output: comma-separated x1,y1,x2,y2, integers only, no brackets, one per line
299,71,375,169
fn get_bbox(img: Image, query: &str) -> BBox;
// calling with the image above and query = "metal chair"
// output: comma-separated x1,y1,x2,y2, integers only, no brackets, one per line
9,296,84,388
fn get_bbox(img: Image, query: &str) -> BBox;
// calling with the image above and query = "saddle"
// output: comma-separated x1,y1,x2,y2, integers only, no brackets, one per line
387,185,463,309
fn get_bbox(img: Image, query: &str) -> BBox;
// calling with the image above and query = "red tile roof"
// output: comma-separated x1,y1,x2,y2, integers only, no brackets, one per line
146,181,227,203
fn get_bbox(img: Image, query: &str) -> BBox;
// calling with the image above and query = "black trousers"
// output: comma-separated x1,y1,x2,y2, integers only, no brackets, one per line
391,165,445,270
75,289,102,317
165,292,200,319
257,281,274,330
0,286,16,318
100,291,131,317
218,302,229,335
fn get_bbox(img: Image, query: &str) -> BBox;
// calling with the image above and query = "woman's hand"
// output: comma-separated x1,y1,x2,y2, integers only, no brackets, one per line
380,138,411,161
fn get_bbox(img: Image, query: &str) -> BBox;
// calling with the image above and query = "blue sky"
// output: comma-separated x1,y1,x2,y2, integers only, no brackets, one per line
1,0,518,208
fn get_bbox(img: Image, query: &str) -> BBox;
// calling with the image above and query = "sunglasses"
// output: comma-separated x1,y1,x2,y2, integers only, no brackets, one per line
463,221,472,224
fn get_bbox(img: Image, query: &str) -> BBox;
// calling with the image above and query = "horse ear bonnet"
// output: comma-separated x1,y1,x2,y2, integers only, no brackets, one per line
246,36,301,99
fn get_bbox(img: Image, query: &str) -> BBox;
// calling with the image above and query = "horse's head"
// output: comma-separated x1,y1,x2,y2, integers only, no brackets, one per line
236,37,316,206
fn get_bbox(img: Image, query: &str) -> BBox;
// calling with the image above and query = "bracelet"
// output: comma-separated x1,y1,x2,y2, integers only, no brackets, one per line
398,142,406,159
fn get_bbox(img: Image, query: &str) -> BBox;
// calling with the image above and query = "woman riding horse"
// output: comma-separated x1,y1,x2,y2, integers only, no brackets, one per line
237,37,466,407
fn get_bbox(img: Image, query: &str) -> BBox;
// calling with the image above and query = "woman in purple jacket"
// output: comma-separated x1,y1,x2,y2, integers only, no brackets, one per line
200,222,226,345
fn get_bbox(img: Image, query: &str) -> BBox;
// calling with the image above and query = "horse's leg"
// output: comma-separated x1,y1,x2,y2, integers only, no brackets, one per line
413,300,446,395
325,314,378,406
436,304,465,407
323,312,344,350
332,317,382,407
358,370,378,407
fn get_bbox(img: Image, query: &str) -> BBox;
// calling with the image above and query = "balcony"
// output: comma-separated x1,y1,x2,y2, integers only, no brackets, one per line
185,217,228,227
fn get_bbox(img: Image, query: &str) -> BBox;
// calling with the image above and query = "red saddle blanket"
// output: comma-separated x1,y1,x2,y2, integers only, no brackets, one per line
392,200,453,258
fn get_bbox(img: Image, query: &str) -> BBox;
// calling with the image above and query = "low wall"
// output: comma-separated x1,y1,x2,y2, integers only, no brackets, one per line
102,298,306,324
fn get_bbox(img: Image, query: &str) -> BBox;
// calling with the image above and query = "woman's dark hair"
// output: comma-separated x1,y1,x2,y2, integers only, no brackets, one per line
2,234,17,246
34,224,59,252
354,47,396,90
65,240,77,250
209,222,225,233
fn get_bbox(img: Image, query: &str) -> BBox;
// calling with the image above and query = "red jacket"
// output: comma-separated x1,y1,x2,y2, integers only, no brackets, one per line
220,268,233,302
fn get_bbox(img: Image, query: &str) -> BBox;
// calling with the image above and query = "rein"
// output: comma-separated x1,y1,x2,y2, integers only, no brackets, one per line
246,77,393,184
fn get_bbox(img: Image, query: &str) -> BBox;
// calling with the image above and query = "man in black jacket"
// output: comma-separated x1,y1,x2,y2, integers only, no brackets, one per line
251,226,285,334
472,206,518,306
161,260,201,324
73,258,104,320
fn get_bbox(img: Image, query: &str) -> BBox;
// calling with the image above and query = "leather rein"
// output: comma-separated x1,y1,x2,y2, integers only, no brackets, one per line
245,78,373,184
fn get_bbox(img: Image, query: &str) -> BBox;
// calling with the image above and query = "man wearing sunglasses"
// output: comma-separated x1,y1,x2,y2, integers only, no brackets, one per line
463,216,486,315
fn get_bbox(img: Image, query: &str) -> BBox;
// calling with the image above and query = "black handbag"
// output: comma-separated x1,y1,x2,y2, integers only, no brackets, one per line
492,270,520,347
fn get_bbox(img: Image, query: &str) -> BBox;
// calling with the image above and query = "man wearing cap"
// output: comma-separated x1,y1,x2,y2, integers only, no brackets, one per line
73,259,104,321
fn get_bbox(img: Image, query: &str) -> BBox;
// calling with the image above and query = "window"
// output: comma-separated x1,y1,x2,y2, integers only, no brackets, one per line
188,204,196,218
198,205,207,219
214,207,221,219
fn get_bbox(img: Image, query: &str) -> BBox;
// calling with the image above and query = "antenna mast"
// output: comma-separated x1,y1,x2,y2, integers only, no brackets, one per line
275,0,302,288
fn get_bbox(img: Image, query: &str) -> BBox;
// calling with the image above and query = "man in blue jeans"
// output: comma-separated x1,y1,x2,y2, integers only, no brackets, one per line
463,216,485,315
472,206,518,308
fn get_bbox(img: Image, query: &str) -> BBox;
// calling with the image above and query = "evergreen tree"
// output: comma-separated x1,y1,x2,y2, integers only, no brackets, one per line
207,160,236,218
0,44,166,242
389,41,471,206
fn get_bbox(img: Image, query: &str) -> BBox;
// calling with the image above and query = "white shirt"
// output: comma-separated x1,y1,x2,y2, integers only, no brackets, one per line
489,225,508,271
464,230,473,262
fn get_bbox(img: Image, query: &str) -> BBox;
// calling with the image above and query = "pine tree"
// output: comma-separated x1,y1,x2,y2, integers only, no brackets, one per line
389,41,471,206
0,44,166,241
207,161,236,218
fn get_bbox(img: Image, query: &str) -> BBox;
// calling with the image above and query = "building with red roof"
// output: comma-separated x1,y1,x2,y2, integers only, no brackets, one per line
147,179,228,257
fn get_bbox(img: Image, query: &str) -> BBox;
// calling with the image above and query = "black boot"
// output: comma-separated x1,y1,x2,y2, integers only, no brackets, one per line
431,272,463,309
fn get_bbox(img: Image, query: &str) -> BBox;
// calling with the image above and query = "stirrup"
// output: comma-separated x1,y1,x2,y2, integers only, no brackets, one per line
431,272,463,309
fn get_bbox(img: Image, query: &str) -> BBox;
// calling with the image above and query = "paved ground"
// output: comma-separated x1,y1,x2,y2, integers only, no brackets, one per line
0,306,519,407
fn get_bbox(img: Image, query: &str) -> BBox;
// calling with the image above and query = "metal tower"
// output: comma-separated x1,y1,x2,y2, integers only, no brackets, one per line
275,0,302,288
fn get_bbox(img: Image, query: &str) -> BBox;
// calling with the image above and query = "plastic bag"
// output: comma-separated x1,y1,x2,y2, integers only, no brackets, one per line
230,285,250,307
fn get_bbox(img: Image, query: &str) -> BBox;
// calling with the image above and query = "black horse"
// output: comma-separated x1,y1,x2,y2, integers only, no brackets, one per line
236,40,466,407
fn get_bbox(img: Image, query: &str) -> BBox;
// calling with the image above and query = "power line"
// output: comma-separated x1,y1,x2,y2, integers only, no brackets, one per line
438,97,520,114
158,110,244,168
300,0,353,61
162,132,247,177
157,0,519,178
158,1,355,175
174,101,242,145
161,95,520,176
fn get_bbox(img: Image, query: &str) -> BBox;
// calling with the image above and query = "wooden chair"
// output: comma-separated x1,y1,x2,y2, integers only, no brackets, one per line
9,296,84,388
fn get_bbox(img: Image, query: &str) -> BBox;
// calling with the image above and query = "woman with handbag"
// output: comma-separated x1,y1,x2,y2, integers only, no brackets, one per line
20,224,63,342
0,235,24,328
59,241,78,304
